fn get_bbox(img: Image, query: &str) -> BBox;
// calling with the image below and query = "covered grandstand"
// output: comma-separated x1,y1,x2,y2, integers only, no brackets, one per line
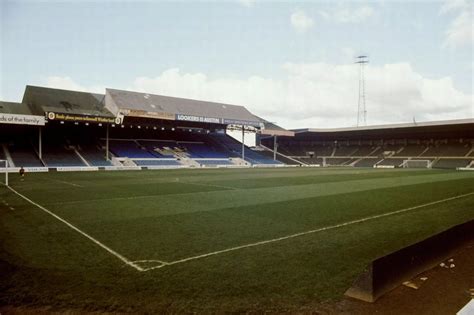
259,119,474,169
1,85,288,171
1,85,473,171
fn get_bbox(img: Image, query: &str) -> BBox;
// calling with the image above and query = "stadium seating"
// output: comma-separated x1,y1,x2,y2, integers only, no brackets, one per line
78,145,112,166
265,139,474,169
7,141,44,167
138,140,181,158
432,159,471,169
246,149,283,165
297,157,323,165
421,143,471,157
333,146,359,156
353,158,382,167
353,146,381,156
276,145,306,156
197,159,234,166
133,159,182,166
177,142,228,158
325,158,355,166
374,158,405,167
379,144,404,155
42,145,85,167
394,144,427,157
4,125,472,170
210,134,282,165
258,150,300,165
109,140,157,158
311,145,334,157
102,132,280,166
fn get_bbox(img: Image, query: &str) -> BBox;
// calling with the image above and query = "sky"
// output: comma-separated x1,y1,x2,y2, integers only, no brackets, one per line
1,0,473,129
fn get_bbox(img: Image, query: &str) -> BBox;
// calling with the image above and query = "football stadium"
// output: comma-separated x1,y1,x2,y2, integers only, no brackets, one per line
1,85,473,313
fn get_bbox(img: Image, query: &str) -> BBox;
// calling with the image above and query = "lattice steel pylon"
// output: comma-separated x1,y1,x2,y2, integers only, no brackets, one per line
355,55,369,127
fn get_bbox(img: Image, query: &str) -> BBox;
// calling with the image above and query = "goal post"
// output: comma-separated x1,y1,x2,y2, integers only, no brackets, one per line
402,159,431,169
0,160,8,186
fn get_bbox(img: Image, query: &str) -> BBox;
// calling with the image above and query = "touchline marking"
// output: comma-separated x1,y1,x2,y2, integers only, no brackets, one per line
141,191,474,271
6,185,144,272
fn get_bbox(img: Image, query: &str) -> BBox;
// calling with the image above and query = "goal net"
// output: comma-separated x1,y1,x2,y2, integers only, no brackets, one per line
402,159,431,168
0,160,8,186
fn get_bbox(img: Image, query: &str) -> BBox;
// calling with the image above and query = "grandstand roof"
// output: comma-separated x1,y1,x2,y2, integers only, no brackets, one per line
0,101,46,126
22,85,113,117
255,116,295,137
293,118,474,133
0,101,37,115
105,88,262,127
290,118,474,140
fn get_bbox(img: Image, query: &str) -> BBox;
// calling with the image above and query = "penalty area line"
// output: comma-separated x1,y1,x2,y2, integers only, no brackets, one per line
142,191,474,271
5,185,144,272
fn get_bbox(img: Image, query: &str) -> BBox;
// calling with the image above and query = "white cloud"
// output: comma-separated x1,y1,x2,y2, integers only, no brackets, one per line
45,64,472,129
319,5,375,24
128,64,471,128
237,0,256,8
440,0,473,48
290,9,314,33
444,10,473,48
440,0,469,14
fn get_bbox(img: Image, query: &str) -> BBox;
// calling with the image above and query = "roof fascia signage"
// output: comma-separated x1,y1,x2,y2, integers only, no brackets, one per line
175,114,261,127
0,113,45,126
176,114,222,124
46,112,121,124
223,118,262,127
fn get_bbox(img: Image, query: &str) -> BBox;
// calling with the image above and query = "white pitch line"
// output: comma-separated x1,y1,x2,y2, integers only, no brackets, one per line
131,259,169,269
50,179,83,188
132,259,169,264
5,185,144,272
182,181,239,191
142,191,474,271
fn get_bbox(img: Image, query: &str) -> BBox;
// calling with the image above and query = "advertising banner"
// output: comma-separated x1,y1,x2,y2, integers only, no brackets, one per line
222,118,262,127
6,167,49,173
0,113,45,126
46,112,121,124
56,166,99,172
176,114,222,124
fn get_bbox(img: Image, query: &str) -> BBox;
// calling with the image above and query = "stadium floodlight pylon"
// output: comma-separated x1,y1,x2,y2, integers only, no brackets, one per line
355,55,369,127
402,159,431,169
0,160,8,186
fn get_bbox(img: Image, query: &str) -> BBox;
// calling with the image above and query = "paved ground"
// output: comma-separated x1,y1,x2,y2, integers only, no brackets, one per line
327,238,474,315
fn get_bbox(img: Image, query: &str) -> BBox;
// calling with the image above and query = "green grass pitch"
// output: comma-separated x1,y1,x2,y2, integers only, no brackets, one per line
1,168,473,312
